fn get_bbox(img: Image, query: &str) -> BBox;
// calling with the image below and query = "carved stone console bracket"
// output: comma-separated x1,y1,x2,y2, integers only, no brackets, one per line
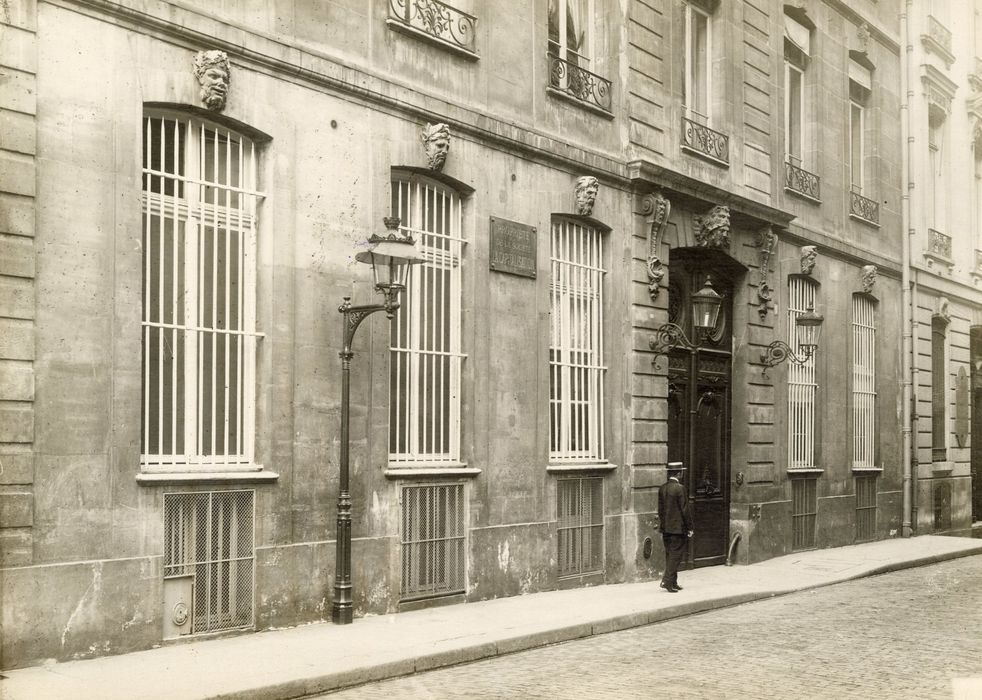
642,191,671,301
694,205,730,250
755,227,777,321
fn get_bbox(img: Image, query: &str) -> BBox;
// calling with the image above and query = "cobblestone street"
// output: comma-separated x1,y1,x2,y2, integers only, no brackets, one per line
322,556,982,700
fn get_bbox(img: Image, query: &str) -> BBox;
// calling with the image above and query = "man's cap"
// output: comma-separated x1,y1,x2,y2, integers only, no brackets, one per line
667,462,686,473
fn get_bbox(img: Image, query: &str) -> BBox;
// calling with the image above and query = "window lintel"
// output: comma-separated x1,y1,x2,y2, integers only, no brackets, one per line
144,102,272,143
391,165,475,195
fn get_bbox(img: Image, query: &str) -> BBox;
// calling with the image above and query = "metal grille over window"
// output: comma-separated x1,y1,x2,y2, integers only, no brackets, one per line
390,177,465,466
791,478,817,551
141,115,263,471
788,278,817,469
401,484,466,600
852,296,876,468
855,476,877,542
550,219,606,462
557,477,604,577
163,490,255,635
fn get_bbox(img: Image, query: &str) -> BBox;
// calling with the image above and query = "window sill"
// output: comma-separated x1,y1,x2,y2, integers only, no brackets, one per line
931,461,953,476
547,462,617,474
385,18,479,61
545,86,614,120
786,468,824,478
384,466,481,479
137,470,279,486
851,466,883,474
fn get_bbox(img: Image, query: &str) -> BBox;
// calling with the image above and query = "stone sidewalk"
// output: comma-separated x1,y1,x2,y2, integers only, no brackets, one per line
4,535,982,700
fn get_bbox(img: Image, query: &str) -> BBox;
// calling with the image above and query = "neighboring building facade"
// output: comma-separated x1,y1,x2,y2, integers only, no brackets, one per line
0,0,910,669
906,0,982,537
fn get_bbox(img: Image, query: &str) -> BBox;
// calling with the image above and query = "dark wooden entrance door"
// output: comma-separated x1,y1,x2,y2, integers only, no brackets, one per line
666,254,734,568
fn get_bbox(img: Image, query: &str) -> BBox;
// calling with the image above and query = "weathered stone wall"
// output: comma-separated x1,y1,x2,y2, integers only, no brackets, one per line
0,0,38,584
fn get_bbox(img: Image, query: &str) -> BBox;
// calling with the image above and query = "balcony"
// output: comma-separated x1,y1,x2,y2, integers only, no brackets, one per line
970,57,982,93
681,116,729,167
387,0,478,59
547,54,613,116
784,160,820,202
923,228,954,273
922,15,954,67
849,191,879,226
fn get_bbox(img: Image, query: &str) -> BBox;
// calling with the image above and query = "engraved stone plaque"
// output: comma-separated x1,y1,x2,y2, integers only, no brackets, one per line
489,217,536,279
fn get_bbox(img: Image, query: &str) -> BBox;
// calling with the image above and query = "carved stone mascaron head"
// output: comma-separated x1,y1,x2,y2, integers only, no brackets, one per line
193,50,231,111
422,123,451,171
574,176,599,216
800,246,818,275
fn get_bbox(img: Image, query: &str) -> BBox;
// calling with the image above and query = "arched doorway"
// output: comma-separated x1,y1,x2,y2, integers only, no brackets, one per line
666,249,744,567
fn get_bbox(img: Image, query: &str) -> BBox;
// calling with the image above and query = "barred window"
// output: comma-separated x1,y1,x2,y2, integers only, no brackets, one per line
550,218,606,462
401,483,465,600
931,315,948,461
791,477,817,550
788,277,818,469
389,176,465,465
141,114,262,471
855,475,876,542
852,295,876,467
557,477,604,576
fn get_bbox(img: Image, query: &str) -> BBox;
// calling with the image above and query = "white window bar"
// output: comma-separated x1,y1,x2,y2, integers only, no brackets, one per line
787,278,817,469
389,177,465,465
550,218,606,462
851,296,876,468
141,113,264,471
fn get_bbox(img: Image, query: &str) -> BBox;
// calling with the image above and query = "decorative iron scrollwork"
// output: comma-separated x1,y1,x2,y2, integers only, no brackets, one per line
784,161,821,201
389,0,477,54
850,191,879,225
548,55,613,113
681,116,729,165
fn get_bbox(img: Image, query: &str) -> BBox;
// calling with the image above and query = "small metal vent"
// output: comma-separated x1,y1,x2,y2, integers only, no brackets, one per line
855,476,877,542
791,478,817,551
557,477,604,577
164,490,254,636
401,483,465,600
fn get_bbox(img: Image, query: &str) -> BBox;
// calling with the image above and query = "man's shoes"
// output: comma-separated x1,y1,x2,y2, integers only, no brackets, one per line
659,581,682,592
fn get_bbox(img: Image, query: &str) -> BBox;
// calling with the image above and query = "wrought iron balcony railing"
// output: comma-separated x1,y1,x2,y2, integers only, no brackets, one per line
784,160,820,202
388,0,477,57
849,191,879,226
926,15,952,55
547,54,612,114
927,228,952,259
681,116,729,166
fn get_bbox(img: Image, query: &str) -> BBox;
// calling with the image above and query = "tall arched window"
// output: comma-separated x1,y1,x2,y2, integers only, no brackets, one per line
389,174,466,465
549,217,606,462
788,276,818,469
141,112,262,471
851,294,876,467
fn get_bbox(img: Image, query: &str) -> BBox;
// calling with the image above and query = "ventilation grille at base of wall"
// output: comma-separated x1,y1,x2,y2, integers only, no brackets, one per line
164,490,255,637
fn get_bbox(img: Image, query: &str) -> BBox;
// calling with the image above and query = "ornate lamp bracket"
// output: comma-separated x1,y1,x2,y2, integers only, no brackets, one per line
755,227,777,321
759,341,812,378
642,191,671,301
649,323,698,370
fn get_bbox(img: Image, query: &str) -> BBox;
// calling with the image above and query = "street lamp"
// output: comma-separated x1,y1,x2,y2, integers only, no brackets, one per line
649,277,723,366
759,305,824,377
333,216,424,625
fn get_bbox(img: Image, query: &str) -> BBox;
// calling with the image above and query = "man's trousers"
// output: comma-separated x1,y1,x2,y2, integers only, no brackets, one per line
661,532,687,588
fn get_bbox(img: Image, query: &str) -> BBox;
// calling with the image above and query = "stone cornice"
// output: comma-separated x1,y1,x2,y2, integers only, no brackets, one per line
819,0,900,54
54,0,634,188
628,159,795,229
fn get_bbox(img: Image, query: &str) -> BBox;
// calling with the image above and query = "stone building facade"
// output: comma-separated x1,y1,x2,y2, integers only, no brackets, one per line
906,0,982,537
0,0,915,669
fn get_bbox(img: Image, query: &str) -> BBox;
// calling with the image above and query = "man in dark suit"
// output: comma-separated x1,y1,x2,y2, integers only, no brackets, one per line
658,463,692,592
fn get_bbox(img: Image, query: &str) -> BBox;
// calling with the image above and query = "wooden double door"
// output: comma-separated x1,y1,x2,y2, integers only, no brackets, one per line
666,252,737,568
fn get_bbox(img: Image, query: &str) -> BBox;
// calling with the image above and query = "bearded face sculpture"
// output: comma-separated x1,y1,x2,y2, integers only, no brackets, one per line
800,246,818,275
422,123,451,171
193,50,231,111
574,176,599,216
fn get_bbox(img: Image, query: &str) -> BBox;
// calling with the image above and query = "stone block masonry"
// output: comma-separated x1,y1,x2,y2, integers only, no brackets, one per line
0,4,36,568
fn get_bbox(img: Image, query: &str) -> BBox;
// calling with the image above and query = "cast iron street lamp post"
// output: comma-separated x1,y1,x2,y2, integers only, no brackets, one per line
332,217,423,625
